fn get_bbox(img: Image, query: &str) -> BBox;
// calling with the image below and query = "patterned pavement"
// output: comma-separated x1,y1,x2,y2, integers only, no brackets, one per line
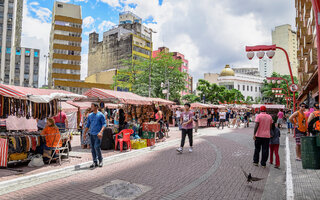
0,126,271,200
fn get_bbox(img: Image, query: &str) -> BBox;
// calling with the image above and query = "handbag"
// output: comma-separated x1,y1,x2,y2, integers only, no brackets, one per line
28,154,44,167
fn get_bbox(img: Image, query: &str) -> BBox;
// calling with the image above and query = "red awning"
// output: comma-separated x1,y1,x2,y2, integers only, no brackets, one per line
84,88,152,105
67,101,92,110
60,102,78,113
0,84,75,99
147,98,175,105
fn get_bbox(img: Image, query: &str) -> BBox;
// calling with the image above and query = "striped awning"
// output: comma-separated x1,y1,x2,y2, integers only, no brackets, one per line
84,88,152,105
0,84,82,103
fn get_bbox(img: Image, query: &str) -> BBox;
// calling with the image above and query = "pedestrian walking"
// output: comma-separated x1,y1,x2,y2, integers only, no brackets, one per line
286,111,293,134
226,109,230,128
83,103,107,168
289,103,308,161
81,108,91,149
245,110,251,128
307,102,320,135
177,103,194,153
218,109,226,129
194,111,199,133
175,108,181,128
269,122,281,168
253,106,273,168
277,109,284,128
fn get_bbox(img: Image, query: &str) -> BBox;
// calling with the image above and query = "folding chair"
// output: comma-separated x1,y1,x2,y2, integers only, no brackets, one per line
48,131,71,165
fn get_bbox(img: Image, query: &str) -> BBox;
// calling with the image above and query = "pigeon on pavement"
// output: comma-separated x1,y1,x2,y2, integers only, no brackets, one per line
241,166,264,183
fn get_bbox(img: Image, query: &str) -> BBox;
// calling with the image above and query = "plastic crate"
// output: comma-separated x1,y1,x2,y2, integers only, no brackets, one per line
142,131,155,139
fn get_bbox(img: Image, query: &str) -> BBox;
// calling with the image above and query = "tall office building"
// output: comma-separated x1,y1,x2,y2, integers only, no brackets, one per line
259,57,273,77
272,24,298,77
88,11,152,77
48,1,82,91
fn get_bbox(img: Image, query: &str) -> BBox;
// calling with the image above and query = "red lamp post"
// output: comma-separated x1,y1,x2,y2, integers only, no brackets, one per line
267,77,292,108
311,0,320,104
246,45,297,111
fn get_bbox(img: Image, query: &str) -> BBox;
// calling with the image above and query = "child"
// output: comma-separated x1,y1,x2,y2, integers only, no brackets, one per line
270,122,281,168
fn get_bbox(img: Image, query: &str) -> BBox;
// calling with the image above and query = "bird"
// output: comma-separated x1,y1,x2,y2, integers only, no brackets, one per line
241,166,264,183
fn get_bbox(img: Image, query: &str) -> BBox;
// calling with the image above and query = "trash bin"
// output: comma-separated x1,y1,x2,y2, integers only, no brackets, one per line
301,136,320,169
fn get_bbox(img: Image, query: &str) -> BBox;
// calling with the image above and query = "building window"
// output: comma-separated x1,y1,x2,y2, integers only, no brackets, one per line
251,86,253,91
255,87,257,92
34,51,39,57
247,86,249,91
243,85,245,91
6,48,10,54
238,85,240,90
57,4,63,8
259,87,261,92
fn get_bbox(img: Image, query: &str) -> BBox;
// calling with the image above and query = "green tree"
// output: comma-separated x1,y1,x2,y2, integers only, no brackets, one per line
244,96,254,104
182,94,200,103
197,79,244,104
113,52,186,101
261,72,298,106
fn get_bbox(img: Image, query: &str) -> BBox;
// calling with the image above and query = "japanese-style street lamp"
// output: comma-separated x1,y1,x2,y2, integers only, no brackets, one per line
246,45,297,111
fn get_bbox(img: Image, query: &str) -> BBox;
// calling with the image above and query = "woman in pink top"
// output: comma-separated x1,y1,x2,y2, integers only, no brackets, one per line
277,110,284,128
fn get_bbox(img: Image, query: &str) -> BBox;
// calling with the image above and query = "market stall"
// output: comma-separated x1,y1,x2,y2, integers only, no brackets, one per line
191,103,214,127
0,84,84,167
84,89,174,148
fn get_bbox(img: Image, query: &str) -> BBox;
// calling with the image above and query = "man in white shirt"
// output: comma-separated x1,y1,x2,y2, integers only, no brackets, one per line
218,109,226,129
175,109,182,127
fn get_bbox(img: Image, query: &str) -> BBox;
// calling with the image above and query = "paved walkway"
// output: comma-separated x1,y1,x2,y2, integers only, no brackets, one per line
0,126,270,200
288,132,320,200
0,128,182,182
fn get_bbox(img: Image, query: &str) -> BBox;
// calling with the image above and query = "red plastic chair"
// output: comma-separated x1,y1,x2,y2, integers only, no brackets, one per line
115,129,134,152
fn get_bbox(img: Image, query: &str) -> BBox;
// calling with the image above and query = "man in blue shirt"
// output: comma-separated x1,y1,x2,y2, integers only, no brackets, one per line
84,103,106,168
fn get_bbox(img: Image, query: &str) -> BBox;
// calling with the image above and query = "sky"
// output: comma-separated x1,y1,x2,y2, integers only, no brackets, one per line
21,0,296,87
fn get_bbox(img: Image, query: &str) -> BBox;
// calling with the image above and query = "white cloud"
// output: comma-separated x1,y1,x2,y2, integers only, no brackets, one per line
75,0,89,2
57,0,71,3
98,20,116,32
81,53,88,80
119,0,295,87
28,1,51,22
83,16,95,28
21,0,51,87
99,0,121,8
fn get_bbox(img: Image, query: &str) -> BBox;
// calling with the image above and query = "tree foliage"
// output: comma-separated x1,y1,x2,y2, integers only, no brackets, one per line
182,94,200,103
196,79,244,104
113,52,187,101
261,72,298,106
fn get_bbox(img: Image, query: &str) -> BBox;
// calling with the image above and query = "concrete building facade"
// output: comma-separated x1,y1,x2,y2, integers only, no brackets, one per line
48,1,82,92
295,0,318,103
272,24,298,77
259,57,273,77
218,65,264,101
0,0,39,87
88,11,152,77
204,73,219,84
232,67,260,76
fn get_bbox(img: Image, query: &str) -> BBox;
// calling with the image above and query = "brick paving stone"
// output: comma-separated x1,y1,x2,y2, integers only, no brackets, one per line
0,126,272,200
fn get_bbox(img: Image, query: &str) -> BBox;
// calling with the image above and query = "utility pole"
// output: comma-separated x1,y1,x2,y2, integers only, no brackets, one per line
148,28,157,97
44,53,49,86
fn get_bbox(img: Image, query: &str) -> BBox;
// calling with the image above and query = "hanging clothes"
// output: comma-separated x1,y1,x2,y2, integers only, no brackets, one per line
0,138,8,167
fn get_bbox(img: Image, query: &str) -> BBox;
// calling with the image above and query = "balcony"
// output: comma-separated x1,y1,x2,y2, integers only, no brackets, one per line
309,47,317,65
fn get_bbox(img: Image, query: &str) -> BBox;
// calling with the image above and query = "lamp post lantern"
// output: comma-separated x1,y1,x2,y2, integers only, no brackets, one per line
246,45,297,111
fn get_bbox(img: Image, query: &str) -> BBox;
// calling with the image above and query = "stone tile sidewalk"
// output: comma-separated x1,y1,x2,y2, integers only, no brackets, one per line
0,127,182,182
288,133,320,200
